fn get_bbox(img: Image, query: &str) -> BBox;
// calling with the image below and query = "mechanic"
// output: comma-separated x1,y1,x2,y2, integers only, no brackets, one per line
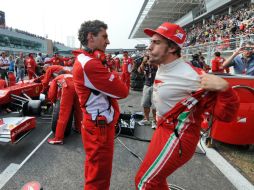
47,73,82,144
72,20,129,190
41,65,70,93
135,22,239,190
114,57,121,72
106,53,115,71
121,51,133,87
25,53,36,79
44,52,65,65
0,78,6,89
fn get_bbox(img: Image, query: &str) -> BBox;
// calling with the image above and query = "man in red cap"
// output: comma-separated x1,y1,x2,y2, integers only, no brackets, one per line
72,20,129,190
135,22,239,189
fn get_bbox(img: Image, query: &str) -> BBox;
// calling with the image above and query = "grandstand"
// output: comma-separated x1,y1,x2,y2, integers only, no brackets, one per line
0,11,74,56
129,0,254,63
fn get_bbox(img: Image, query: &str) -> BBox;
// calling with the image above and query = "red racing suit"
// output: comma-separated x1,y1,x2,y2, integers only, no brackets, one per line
114,57,121,72
45,56,65,65
106,57,115,71
211,56,226,73
72,49,129,190
135,58,239,190
7,72,16,86
47,74,82,140
26,57,36,79
121,56,133,86
0,79,6,89
41,65,70,93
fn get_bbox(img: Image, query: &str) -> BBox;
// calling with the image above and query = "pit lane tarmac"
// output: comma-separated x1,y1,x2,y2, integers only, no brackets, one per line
0,90,253,190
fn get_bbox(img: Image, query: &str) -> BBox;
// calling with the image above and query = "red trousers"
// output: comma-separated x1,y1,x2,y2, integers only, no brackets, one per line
8,72,16,86
0,79,6,89
121,72,130,88
27,69,36,80
81,117,117,190
135,123,200,190
54,83,82,140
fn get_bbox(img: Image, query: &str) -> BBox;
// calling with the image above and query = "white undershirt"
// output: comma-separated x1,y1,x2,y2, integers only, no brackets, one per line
153,58,201,117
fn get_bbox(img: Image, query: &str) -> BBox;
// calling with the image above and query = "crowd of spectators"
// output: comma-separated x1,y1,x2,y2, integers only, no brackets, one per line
185,4,254,48
0,25,64,45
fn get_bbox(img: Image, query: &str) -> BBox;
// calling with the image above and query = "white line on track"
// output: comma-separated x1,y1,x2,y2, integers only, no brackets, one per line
198,140,254,190
0,131,52,190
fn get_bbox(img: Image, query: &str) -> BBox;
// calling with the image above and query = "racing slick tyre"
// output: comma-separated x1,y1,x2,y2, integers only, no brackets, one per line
23,100,42,116
51,100,73,137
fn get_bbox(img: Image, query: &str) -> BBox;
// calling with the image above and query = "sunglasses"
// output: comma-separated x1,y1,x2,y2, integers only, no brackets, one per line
243,47,253,51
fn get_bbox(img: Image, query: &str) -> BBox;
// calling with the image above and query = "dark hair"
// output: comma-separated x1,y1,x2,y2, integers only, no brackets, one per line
192,54,199,60
214,52,221,56
166,39,181,57
78,20,108,46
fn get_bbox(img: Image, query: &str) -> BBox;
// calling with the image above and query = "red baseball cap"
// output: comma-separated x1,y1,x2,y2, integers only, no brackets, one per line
144,22,186,48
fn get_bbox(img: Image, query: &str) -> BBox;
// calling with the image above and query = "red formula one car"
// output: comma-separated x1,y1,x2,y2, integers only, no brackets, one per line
0,78,43,114
0,78,43,143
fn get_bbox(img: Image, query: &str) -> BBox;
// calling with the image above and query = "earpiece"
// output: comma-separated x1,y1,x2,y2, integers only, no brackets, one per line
83,46,107,65
93,50,107,65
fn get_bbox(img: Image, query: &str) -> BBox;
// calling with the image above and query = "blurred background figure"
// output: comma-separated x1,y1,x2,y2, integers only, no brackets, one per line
121,51,133,87
15,52,25,82
137,53,157,129
211,51,229,73
25,53,36,79
223,41,254,75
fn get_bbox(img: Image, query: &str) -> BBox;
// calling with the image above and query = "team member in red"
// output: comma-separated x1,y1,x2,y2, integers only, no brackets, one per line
26,53,36,79
135,22,239,190
7,72,16,86
121,51,133,86
114,57,121,72
211,52,228,73
41,65,70,93
73,20,129,190
44,52,64,65
47,74,82,144
64,57,74,66
106,53,115,71
0,79,6,89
